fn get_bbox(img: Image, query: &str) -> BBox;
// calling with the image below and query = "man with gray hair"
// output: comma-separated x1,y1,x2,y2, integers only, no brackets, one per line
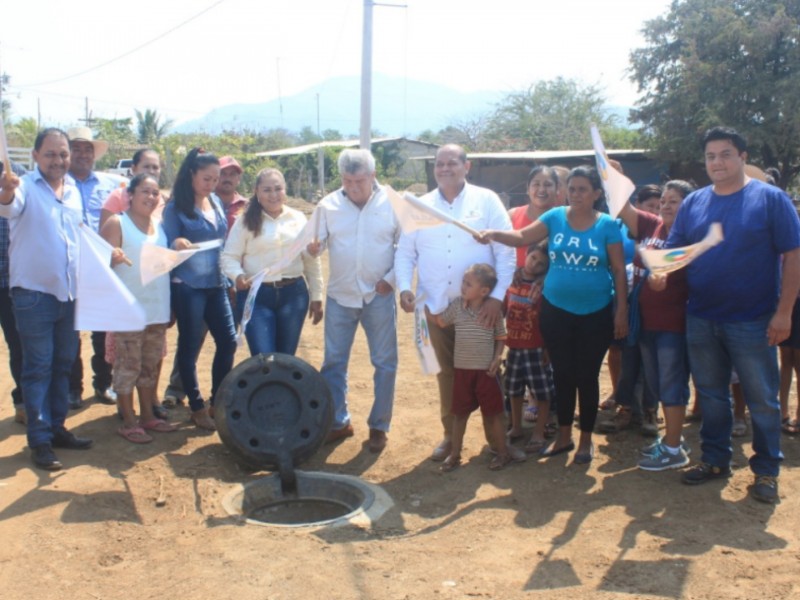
307,149,400,453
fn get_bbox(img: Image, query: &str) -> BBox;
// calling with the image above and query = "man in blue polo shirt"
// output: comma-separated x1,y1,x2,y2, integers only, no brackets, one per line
0,128,94,470
668,126,800,503
66,126,127,409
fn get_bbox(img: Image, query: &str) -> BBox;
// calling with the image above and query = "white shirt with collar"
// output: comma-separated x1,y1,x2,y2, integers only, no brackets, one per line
316,184,400,309
395,182,515,314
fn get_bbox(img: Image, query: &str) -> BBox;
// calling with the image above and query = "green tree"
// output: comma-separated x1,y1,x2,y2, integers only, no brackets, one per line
93,118,137,169
7,117,38,147
629,0,800,186
135,108,175,144
482,77,617,151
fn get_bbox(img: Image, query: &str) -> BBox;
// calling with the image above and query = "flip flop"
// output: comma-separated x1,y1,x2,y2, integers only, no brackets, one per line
507,431,526,443
440,455,461,472
140,418,178,433
524,439,547,454
574,443,595,465
488,453,512,471
782,417,800,435
732,419,748,437
600,397,616,411
118,425,153,444
540,441,575,457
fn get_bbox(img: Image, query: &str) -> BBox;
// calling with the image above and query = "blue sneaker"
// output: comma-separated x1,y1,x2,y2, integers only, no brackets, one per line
640,436,690,457
638,442,690,471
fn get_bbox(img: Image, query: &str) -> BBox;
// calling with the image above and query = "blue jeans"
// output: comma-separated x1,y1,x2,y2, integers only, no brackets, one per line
236,278,309,356
615,343,657,417
686,314,782,476
173,283,237,412
11,289,79,448
320,293,398,432
0,287,23,406
639,330,690,408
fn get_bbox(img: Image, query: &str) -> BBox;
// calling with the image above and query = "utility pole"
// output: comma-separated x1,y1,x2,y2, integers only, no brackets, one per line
316,93,325,196
78,97,94,127
359,1,407,150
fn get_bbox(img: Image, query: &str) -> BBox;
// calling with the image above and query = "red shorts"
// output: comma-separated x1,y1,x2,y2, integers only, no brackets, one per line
451,368,504,417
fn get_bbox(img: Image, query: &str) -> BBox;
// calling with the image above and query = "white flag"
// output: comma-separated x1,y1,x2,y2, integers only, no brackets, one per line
639,223,724,275
386,186,480,236
139,239,222,286
75,226,147,332
413,294,440,376
591,125,636,218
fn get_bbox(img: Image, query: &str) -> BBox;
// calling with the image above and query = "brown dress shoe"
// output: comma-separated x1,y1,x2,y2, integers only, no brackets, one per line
367,429,387,453
325,423,354,444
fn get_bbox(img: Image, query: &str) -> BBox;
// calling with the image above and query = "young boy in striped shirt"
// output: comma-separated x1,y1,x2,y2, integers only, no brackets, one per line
431,263,518,472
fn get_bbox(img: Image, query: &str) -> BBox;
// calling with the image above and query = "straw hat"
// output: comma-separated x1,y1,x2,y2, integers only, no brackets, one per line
66,126,109,160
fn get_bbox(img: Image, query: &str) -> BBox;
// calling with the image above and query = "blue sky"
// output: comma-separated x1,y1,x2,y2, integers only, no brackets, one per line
1,0,672,129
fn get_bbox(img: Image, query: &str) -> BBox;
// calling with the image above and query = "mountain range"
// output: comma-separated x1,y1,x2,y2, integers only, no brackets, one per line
175,73,632,137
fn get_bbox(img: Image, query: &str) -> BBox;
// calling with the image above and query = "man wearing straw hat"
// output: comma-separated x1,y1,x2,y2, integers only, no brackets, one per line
66,126,127,409
0,127,94,470
395,144,516,461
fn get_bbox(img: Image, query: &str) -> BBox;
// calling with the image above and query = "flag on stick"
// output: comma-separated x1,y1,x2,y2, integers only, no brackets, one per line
639,223,724,275
386,186,480,236
591,125,635,218
76,225,147,332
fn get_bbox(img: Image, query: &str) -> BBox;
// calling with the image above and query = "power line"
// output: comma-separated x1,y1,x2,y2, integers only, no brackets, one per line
19,0,226,88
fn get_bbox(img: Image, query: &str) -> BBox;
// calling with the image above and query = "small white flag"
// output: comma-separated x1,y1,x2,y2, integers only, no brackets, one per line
639,223,724,275
139,239,222,286
386,186,481,237
591,125,636,218
76,226,147,332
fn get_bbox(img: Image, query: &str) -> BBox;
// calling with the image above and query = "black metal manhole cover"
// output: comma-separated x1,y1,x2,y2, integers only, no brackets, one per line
215,353,333,472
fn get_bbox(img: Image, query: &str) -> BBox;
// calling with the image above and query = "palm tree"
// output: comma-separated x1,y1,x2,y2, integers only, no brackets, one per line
135,109,174,144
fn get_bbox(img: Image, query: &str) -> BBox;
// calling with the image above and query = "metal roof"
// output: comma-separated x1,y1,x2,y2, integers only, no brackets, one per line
410,149,647,161
253,137,439,158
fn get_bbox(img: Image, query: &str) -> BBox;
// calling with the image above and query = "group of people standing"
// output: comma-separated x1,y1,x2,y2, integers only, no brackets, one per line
0,125,797,506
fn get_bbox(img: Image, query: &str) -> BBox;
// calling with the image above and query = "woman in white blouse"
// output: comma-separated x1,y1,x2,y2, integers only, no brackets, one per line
222,168,323,356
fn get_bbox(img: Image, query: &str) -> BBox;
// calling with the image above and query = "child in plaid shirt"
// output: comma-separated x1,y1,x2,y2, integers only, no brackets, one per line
503,243,556,454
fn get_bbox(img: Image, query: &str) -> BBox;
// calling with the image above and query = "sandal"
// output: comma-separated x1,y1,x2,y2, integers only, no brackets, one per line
118,425,153,444
600,396,616,411
440,455,461,472
781,417,800,435
732,419,748,437
140,418,178,433
524,438,547,454
488,453,512,471
507,430,526,443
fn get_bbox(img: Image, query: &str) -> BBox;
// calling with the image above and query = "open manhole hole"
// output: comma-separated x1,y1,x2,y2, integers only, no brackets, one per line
216,354,393,528
223,471,392,528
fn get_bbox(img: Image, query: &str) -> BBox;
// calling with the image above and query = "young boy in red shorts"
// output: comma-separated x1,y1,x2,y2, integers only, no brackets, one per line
431,263,519,471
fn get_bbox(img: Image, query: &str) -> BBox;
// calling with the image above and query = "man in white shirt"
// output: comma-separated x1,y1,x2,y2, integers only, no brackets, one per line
396,144,516,461
308,149,400,453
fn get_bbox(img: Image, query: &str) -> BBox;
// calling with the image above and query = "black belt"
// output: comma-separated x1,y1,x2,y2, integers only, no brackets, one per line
263,277,302,288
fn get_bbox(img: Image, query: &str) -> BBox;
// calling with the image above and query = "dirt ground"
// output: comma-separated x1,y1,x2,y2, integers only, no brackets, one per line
1,212,800,599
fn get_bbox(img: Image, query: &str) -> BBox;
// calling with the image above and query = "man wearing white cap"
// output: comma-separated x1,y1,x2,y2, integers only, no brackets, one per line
66,126,127,409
